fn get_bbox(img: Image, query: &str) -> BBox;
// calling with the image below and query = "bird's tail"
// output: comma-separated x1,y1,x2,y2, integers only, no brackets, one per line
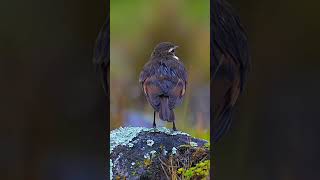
159,96,175,122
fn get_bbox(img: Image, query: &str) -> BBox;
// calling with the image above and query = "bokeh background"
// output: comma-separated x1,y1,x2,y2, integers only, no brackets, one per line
215,0,320,180
110,0,210,140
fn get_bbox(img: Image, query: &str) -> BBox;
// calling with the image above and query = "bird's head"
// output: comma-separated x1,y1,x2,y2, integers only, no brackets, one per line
152,42,179,58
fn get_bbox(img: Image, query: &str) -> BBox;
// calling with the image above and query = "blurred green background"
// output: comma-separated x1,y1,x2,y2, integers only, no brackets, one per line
110,0,210,140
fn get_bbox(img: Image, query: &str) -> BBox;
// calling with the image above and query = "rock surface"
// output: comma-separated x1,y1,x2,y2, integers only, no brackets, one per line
110,127,210,180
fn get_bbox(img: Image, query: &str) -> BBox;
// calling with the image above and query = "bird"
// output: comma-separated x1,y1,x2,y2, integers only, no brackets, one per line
139,42,188,131
212,0,250,142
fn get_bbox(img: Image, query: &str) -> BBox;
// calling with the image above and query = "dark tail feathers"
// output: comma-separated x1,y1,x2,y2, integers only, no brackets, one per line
159,97,175,122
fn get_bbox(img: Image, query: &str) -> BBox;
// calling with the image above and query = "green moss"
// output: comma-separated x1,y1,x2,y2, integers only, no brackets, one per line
144,159,152,167
132,171,137,176
137,160,143,167
204,142,210,149
177,167,185,174
178,160,210,179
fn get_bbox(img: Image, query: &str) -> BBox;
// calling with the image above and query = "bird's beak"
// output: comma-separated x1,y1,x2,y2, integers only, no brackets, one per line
174,45,179,49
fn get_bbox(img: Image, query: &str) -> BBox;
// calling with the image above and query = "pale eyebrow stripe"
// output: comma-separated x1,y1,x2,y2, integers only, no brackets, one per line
169,47,175,52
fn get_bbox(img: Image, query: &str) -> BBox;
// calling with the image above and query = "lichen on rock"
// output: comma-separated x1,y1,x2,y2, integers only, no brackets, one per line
146,139,154,147
172,147,177,155
110,126,210,179
190,141,198,147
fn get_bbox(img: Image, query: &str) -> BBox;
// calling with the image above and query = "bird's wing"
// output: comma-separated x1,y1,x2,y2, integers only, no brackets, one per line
165,59,187,108
139,61,164,110
169,58,188,83
93,18,109,95
139,61,156,94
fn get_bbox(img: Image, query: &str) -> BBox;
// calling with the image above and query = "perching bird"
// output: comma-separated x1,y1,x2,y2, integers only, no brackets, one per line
212,0,250,142
139,42,187,131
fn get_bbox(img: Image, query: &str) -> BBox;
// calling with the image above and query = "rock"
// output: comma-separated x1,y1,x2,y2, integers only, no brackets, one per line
110,127,210,180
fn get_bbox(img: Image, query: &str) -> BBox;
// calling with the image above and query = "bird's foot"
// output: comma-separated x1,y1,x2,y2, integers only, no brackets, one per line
172,121,177,131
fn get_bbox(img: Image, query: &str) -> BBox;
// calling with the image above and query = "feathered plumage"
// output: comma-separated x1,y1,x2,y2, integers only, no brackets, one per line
139,42,187,130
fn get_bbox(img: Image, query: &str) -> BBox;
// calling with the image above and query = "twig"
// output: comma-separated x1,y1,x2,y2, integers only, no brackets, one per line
159,157,168,168
159,157,170,180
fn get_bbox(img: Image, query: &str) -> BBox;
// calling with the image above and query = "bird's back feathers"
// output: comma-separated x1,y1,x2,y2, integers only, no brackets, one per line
140,56,187,121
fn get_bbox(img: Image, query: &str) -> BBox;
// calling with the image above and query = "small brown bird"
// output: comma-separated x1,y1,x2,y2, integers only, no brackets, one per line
139,42,188,130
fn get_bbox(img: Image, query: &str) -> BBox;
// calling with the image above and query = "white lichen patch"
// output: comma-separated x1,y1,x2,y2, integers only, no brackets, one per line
150,150,157,158
145,127,190,136
128,143,134,148
110,127,191,154
163,149,168,156
144,153,150,159
190,141,198,147
146,139,154,147
114,154,121,164
110,126,145,153
172,147,177,155
110,159,113,180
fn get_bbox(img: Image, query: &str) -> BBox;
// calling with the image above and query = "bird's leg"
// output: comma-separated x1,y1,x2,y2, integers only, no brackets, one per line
153,111,156,128
172,121,177,131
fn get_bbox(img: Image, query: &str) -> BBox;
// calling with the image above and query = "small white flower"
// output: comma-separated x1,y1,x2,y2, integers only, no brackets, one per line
131,162,135,166
146,139,154,147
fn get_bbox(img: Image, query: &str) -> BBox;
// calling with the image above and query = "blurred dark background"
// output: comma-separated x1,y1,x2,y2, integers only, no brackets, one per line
0,0,107,179
215,0,320,180
1,0,320,180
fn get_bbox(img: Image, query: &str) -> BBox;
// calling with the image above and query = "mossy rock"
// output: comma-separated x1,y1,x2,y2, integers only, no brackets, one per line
110,127,210,180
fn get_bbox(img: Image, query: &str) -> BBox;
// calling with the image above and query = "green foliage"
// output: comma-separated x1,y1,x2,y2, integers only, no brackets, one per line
177,160,210,180
204,142,210,149
144,159,152,167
